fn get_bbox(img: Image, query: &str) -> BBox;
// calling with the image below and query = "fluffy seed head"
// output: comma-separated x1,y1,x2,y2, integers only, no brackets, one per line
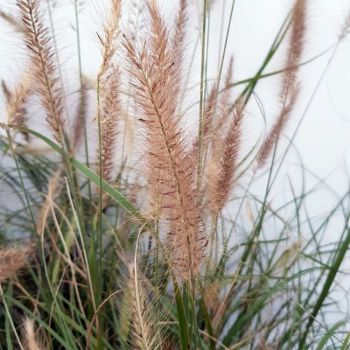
0,245,33,282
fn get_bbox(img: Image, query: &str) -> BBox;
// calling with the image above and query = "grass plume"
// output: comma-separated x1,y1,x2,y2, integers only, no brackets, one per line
2,70,33,133
208,103,244,215
96,0,122,185
257,0,306,167
0,246,33,283
124,0,207,280
22,319,44,350
17,0,65,142
123,261,163,350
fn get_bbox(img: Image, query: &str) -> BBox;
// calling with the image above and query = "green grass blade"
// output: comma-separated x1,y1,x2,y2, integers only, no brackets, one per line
316,321,345,350
299,219,350,348
15,127,144,222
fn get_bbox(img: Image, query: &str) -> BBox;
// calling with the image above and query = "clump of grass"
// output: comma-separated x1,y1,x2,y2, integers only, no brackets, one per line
0,0,350,349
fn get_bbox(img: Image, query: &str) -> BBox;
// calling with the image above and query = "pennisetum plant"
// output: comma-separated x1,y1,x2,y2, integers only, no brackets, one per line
0,0,349,349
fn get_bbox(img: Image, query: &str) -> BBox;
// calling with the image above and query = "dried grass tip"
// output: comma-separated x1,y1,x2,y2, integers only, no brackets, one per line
0,244,33,283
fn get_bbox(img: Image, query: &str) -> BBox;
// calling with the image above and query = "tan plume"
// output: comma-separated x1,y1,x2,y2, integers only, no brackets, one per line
0,245,33,283
257,0,306,167
96,0,122,183
22,319,44,350
124,0,207,280
17,0,65,142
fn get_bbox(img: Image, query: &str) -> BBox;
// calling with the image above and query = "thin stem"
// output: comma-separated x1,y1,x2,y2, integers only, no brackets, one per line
215,0,236,97
0,284,25,350
74,0,92,203
65,178,97,314
197,0,208,191
6,128,38,236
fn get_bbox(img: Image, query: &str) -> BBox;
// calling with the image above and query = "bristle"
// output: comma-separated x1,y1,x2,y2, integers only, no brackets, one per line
97,66,121,183
125,262,162,350
172,0,188,54
98,0,121,78
96,0,122,183
124,0,206,280
0,246,33,283
17,0,65,142
36,169,62,236
208,105,244,215
204,85,219,135
256,87,298,167
280,0,306,98
4,71,33,129
257,0,306,168
190,84,217,159
200,58,236,214
197,57,234,164
203,281,220,313
72,75,95,151
203,85,218,143
171,0,188,100
221,57,234,106
71,80,88,151
22,319,43,350
215,56,234,132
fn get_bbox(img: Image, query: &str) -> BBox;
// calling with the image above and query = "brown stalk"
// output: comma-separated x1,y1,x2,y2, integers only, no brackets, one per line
17,0,65,142
124,0,206,280
257,0,306,167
